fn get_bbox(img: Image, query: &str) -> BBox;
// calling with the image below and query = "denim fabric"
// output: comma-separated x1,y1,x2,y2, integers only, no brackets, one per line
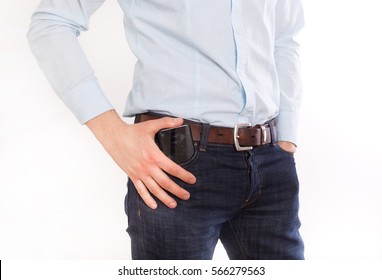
125,143,304,260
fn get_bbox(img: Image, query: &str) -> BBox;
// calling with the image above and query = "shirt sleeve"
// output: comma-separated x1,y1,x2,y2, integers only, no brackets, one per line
27,0,114,124
274,0,305,145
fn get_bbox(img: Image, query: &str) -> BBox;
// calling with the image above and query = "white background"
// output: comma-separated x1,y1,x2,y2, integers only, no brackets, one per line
1,0,381,260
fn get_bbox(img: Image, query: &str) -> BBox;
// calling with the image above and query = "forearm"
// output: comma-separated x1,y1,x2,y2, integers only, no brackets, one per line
27,0,112,124
274,0,304,145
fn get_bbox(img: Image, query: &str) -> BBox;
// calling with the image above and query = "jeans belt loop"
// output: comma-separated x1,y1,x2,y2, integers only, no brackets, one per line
266,119,277,145
199,123,210,152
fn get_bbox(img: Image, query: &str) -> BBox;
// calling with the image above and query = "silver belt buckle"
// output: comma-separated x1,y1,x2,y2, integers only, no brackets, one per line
234,123,253,151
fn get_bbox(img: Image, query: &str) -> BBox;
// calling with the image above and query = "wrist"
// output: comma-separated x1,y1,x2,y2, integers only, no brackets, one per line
86,109,124,131
86,110,128,145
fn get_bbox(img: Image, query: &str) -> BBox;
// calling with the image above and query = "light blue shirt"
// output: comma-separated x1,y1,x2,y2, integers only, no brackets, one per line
28,0,304,144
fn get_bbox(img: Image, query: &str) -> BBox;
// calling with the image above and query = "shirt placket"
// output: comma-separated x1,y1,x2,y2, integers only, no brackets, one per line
231,0,254,124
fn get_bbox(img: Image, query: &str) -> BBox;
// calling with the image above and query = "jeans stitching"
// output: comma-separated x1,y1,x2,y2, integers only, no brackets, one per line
227,220,247,260
135,184,145,255
252,149,264,201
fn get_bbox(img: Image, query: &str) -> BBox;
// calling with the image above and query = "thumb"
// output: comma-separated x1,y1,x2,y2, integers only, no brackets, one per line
147,117,184,134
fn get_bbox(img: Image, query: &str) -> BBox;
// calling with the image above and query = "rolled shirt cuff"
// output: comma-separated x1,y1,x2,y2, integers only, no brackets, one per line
60,78,114,124
275,111,299,146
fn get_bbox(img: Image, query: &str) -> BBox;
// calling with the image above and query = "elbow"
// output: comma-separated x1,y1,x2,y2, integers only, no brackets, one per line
27,14,39,45
27,11,85,45
27,21,40,47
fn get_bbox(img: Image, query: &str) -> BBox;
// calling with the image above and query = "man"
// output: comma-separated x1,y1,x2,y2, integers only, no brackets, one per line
28,0,304,260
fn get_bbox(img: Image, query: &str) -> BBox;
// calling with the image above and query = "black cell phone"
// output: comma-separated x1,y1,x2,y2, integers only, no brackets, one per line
155,125,196,164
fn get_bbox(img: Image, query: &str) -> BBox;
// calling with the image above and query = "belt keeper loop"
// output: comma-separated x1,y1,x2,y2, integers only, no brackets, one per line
199,123,211,152
134,114,142,124
268,119,277,145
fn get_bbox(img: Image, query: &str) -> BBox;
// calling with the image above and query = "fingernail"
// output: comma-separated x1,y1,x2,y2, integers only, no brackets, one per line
188,177,196,184
168,201,177,208
150,203,158,209
182,193,190,200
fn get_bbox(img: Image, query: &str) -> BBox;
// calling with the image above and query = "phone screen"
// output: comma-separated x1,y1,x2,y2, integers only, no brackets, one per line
155,125,195,164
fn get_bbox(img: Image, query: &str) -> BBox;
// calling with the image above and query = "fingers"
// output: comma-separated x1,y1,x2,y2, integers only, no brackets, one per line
128,143,195,210
88,114,196,210
114,116,197,210
133,179,158,209
159,155,197,185
276,141,297,154
132,167,191,210
150,167,191,200
142,176,178,209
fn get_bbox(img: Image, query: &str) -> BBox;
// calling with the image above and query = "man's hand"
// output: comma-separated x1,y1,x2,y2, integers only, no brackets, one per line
86,110,196,209
276,141,297,154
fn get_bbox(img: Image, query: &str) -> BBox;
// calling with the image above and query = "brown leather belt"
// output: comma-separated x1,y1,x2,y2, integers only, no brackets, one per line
135,113,277,151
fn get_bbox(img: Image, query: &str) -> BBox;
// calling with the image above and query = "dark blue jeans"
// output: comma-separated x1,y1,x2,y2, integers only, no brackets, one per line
125,142,304,259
